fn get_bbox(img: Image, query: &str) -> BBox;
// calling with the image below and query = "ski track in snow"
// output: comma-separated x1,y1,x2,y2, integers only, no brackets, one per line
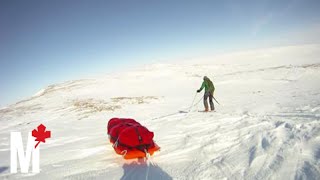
0,44,320,179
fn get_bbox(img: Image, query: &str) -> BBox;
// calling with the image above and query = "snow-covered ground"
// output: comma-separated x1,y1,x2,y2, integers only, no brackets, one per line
0,44,320,179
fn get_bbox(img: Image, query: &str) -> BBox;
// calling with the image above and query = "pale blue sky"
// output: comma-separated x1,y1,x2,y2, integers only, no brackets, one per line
1,0,320,107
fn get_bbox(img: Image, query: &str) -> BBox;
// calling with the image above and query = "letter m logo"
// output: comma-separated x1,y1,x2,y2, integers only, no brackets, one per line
10,132,39,173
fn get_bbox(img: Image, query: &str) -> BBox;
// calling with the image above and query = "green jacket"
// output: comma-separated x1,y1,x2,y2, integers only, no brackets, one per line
198,77,215,93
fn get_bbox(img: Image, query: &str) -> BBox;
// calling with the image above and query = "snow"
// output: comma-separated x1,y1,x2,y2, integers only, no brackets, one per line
0,44,320,179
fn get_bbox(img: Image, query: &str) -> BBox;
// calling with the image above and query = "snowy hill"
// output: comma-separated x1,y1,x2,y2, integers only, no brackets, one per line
0,44,320,180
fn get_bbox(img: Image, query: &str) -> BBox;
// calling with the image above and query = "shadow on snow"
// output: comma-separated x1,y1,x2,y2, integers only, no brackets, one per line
121,160,172,180
0,166,9,174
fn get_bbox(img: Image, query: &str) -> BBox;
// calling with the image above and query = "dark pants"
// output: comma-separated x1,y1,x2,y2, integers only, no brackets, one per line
204,92,214,111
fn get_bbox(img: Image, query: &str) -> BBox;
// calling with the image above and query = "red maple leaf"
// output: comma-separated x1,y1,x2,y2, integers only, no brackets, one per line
32,124,51,149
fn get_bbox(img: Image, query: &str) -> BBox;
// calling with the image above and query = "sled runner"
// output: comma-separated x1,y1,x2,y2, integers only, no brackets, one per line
107,118,160,159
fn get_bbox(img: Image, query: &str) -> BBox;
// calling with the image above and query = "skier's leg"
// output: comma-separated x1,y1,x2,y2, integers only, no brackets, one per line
203,92,209,111
209,93,215,111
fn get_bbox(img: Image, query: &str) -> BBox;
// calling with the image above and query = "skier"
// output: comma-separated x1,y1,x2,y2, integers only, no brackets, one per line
197,76,215,112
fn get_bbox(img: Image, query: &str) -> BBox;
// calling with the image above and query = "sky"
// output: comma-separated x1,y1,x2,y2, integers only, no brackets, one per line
0,0,320,107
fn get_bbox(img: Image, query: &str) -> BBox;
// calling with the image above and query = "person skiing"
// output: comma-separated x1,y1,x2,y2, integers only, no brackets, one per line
197,76,215,112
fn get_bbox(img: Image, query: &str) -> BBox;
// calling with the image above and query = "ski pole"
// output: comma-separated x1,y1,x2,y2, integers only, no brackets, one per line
188,92,198,112
212,96,220,105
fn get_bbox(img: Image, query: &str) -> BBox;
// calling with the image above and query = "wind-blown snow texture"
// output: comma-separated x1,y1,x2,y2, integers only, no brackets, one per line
0,44,320,180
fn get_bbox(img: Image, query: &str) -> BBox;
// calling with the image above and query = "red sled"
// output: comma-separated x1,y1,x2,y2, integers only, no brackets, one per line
107,118,160,159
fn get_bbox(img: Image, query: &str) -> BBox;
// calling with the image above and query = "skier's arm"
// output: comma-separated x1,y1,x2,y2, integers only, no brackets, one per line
211,84,215,95
197,82,205,92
